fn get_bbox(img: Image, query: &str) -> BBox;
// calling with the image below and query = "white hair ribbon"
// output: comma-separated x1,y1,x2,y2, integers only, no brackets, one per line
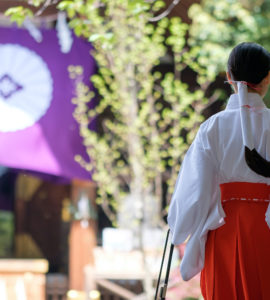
236,82,270,228
237,81,254,150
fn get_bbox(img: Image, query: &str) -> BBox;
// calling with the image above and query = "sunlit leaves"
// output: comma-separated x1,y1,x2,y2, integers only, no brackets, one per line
5,6,33,25
152,0,166,12
166,17,188,53
8,0,207,225
187,0,270,81
70,4,203,224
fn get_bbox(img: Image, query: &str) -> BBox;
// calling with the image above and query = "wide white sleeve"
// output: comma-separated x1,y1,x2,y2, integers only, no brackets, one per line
167,126,225,281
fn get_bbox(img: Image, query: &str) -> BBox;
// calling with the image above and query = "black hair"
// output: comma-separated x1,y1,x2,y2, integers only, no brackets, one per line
227,42,270,84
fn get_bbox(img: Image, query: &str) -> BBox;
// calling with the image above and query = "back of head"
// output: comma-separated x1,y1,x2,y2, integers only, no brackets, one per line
227,42,270,84
228,42,270,178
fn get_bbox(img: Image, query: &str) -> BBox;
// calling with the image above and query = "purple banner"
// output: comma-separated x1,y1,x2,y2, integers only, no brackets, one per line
0,27,95,180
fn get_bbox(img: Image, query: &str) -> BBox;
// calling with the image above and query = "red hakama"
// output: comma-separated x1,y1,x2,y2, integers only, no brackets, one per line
201,182,270,300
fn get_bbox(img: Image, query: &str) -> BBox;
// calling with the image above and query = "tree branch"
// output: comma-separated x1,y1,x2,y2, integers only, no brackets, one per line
149,0,181,22
35,0,57,16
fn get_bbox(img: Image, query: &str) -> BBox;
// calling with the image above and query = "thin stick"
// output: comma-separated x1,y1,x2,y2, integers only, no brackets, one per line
154,229,170,300
149,0,181,22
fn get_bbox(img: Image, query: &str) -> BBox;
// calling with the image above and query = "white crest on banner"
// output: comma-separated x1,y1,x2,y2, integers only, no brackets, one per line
0,44,53,132
23,18,43,43
56,12,73,53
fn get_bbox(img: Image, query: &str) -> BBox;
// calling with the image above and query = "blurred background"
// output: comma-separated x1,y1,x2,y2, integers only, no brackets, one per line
0,0,269,299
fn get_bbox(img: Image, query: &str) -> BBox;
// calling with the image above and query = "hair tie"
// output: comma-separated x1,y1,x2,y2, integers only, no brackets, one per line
225,80,260,91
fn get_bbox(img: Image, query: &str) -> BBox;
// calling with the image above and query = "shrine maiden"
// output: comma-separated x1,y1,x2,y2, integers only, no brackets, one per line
168,42,270,299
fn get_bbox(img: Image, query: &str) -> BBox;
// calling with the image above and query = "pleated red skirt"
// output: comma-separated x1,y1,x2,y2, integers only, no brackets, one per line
201,182,270,300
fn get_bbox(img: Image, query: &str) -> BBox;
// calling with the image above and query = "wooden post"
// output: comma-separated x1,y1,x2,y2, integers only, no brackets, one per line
69,179,97,291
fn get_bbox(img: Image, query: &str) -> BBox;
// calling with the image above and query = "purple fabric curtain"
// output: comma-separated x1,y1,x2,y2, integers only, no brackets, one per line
0,27,95,180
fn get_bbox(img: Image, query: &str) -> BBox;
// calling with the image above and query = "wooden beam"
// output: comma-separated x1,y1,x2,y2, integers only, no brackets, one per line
96,279,137,299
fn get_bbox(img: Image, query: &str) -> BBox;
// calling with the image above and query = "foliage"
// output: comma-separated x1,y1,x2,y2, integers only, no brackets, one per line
5,0,205,227
5,2,208,298
186,0,270,85
66,4,205,225
5,6,33,25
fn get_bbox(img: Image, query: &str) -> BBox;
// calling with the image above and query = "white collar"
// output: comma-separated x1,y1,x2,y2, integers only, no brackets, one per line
226,93,266,110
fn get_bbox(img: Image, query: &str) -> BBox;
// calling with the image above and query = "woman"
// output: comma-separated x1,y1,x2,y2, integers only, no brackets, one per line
168,42,270,299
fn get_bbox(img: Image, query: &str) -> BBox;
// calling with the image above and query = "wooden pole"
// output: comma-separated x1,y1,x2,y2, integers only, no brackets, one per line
69,179,97,291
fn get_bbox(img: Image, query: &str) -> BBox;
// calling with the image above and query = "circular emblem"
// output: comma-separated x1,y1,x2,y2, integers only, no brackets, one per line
0,44,53,132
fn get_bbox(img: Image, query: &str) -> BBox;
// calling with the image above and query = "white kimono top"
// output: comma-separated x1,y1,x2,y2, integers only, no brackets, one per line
168,92,270,281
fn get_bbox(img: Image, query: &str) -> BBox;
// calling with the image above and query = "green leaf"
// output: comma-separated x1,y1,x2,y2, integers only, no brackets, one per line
5,6,33,26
